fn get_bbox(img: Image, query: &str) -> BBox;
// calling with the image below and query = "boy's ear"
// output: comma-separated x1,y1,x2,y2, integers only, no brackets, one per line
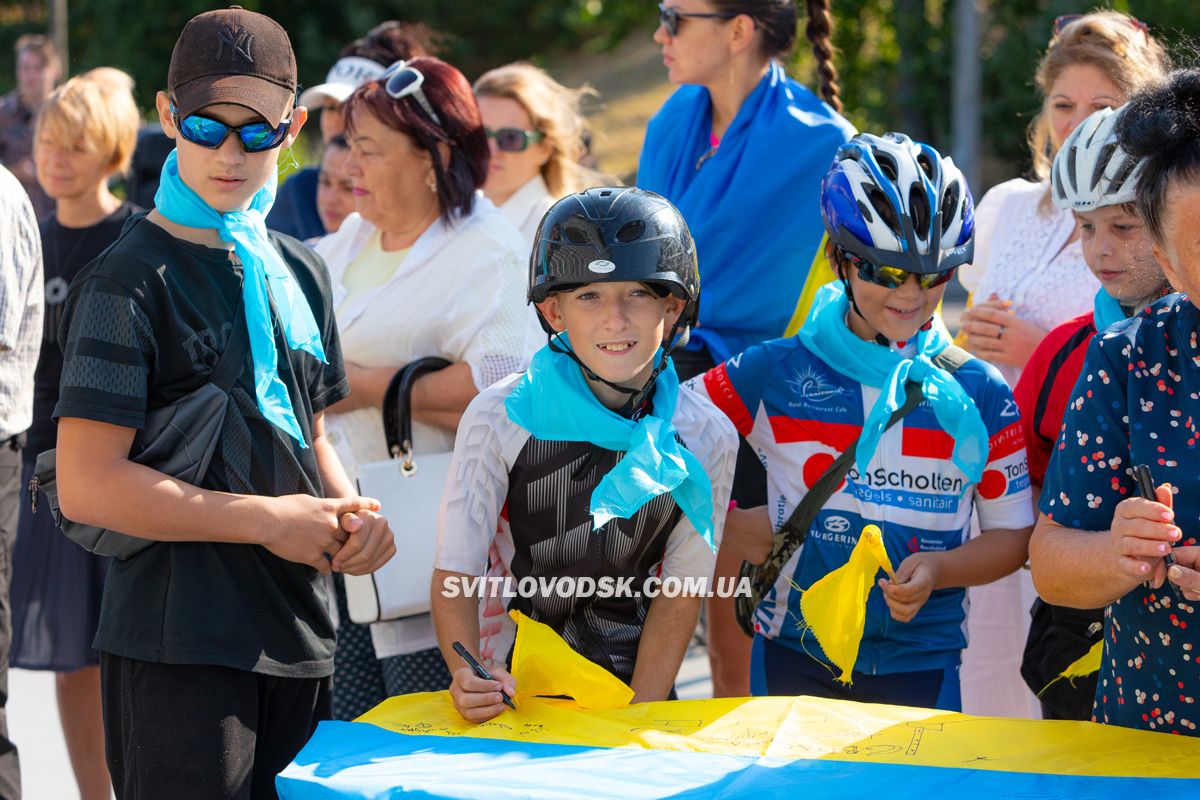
156,91,177,140
535,296,566,333
283,105,308,148
663,294,687,328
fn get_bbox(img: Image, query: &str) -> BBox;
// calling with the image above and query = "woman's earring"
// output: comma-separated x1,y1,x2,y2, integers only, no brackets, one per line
426,171,438,194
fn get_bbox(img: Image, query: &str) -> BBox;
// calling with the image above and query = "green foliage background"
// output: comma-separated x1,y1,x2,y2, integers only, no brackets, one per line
1,1,1197,184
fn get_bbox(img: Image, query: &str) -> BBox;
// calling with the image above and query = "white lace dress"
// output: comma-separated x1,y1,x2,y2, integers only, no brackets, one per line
956,178,1096,720
958,178,1097,387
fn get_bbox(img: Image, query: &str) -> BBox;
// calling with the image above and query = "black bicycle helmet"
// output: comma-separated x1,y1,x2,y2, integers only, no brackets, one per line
529,187,700,417
529,187,699,330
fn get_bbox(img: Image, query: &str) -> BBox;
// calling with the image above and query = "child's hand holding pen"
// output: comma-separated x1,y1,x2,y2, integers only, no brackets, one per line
448,641,517,724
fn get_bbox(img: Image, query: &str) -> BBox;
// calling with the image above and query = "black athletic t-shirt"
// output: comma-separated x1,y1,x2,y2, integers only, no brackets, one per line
54,213,349,677
29,202,140,455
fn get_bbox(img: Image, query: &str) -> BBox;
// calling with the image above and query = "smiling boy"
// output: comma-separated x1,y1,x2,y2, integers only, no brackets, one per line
431,188,737,722
52,9,393,797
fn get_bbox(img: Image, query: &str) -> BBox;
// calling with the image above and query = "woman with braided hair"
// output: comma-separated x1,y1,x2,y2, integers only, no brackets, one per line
638,0,854,697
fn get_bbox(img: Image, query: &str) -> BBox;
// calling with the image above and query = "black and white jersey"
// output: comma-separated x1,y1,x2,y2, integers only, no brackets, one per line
435,374,737,684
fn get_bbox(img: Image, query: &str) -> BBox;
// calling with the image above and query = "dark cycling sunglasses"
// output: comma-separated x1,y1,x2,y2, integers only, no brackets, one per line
382,60,444,129
170,105,290,153
1053,14,1148,36
657,3,738,38
840,247,956,290
486,126,545,153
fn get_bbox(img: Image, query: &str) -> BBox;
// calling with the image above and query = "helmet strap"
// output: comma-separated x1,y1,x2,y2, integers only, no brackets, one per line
544,316,691,420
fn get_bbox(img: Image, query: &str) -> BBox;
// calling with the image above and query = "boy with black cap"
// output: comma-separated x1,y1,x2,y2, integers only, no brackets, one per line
52,8,394,796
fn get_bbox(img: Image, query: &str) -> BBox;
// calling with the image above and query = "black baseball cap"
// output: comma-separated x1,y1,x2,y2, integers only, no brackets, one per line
168,6,297,127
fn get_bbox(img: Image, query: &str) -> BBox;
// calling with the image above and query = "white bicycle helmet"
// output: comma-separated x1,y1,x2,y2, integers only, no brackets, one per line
1051,105,1144,211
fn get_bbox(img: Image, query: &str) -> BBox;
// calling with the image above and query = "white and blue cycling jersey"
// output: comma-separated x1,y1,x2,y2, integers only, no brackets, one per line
689,334,1035,674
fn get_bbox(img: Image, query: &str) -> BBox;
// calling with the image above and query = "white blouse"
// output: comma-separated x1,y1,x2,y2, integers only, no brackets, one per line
496,175,555,245
315,197,530,658
957,178,1097,386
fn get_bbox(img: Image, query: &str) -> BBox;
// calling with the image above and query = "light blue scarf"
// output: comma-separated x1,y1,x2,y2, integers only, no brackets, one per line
155,150,327,446
505,336,716,548
1093,287,1127,332
797,283,988,486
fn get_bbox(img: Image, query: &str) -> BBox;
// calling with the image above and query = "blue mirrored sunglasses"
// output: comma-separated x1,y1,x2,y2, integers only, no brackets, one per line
170,104,290,153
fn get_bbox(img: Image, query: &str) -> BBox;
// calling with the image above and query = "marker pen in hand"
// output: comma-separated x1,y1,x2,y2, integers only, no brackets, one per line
1133,464,1183,601
453,640,517,710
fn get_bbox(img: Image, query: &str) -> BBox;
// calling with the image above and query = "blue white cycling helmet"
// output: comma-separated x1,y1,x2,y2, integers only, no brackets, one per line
1051,105,1143,211
821,132,975,274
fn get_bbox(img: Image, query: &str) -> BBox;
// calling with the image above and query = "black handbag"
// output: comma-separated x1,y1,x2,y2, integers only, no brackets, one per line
734,345,970,636
1020,598,1104,720
29,301,249,561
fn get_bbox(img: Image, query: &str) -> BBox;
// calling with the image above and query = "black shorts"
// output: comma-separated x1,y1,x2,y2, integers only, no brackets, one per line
101,652,330,799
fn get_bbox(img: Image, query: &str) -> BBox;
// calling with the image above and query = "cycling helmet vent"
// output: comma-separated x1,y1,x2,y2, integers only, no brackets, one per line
1051,105,1144,211
940,182,961,230
908,184,930,242
866,186,899,231
874,151,898,182
616,220,645,243
856,199,875,225
563,224,591,244
916,151,936,181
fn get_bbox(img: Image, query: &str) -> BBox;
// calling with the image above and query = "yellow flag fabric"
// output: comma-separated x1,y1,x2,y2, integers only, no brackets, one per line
799,524,896,684
1039,638,1104,697
507,610,634,709
353,691,1200,780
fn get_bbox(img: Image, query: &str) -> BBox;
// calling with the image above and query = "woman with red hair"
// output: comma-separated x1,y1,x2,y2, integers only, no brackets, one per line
316,57,530,718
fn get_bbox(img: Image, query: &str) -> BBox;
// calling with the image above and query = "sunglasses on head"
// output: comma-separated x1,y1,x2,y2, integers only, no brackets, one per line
1053,14,1148,37
170,104,291,153
485,126,545,153
382,60,444,130
657,3,739,38
839,247,957,290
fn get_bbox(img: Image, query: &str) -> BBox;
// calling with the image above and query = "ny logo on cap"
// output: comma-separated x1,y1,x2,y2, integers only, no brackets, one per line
215,25,254,64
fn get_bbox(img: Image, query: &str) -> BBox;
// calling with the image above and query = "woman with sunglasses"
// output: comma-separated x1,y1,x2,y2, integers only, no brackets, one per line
11,67,140,800
314,57,529,719
954,10,1167,720
638,0,853,698
473,63,607,244
691,132,1035,708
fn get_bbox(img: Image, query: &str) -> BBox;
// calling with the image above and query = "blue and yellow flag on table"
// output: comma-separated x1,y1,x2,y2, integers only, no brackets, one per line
278,614,1200,798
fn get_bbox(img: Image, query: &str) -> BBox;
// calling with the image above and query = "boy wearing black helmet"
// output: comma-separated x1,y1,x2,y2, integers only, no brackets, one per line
431,188,737,722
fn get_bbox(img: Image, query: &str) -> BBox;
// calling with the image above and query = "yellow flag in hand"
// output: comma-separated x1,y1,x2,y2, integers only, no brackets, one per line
508,610,635,709
799,524,896,685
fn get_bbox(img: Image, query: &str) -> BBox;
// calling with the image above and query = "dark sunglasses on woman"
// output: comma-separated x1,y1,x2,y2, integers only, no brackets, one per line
839,246,957,290
485,126,545,153
657,2,738,38
170,104,291,153
382,60,444,129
